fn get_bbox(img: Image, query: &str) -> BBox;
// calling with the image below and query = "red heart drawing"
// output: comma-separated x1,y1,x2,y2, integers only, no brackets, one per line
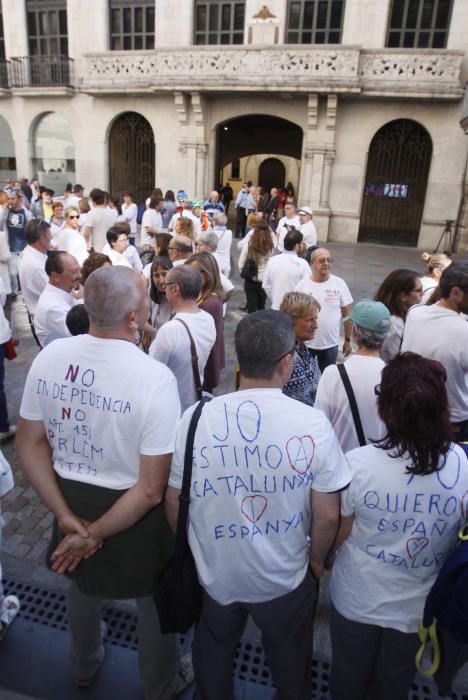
241,495,268,523
406,537,429,560
286,435,315,474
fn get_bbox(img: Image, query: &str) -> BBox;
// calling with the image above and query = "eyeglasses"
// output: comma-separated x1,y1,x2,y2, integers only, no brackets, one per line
69,215,79,219
317,257,333,264
273,345,296,363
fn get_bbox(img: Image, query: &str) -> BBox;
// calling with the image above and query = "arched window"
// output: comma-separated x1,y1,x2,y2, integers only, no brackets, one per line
286,0,345,44
33,112,75,190
194,0,245,45
386,0,453,48
109,0,155,50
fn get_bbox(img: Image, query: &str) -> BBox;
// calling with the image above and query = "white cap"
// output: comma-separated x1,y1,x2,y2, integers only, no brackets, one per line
298,206,313,216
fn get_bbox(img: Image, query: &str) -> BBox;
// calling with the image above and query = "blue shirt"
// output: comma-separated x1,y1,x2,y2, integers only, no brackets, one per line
6,208,29,253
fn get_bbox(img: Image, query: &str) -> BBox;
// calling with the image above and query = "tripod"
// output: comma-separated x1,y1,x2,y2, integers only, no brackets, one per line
434,220,455,254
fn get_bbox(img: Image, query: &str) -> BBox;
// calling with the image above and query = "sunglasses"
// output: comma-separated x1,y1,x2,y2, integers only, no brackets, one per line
69,215,79,219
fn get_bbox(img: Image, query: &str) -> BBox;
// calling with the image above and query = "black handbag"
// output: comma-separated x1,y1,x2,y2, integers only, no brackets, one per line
240,245,258,280
154,397,210,634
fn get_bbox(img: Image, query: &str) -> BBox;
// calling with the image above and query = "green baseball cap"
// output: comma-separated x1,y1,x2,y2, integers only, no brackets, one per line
345,300,391,333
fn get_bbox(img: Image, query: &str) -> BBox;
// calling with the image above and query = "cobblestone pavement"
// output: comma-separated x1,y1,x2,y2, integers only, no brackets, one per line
1,239,426,590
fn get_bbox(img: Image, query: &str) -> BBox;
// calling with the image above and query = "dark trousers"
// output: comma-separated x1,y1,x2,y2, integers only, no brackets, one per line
244,278,266,314
311,346,338,373
0,345,9,433
193,573,318,700
236,207,247,237
329,604,420,700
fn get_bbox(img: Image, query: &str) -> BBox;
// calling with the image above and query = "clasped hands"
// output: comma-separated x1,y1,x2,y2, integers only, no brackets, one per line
50,513,103,575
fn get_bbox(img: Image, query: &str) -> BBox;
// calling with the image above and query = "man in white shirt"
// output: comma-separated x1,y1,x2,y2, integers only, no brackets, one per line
401,262,468,441
295,248,353,372
298,206,318,248
83,188,117,252
263,229,310,310
165,309,352,700
168,201,202,239
66,184,84,211
149,265,216,412
34,251,82,347
141,197,163,251
18,219,51,317
276,202,300,251
315,300,391,452
16,266,190,697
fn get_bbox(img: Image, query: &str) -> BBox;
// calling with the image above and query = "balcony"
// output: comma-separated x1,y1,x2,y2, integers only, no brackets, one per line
9,55,73,90
77,46,463,100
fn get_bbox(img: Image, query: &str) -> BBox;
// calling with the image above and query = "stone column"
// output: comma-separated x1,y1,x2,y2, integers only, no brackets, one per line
320,151,335,208
3,1,29,58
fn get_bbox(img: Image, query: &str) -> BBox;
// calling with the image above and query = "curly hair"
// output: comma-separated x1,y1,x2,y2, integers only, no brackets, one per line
375,352,452,476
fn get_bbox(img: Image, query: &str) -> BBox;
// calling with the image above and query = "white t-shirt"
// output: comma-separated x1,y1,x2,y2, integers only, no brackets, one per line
212,226,232,277
401,303,468,422
330,443,468,633
19,335,180,490
168,210,202,238
276,215,301,251
421,275,437,304
55,228,89,266
121,202,138,235
33,283,77,347
262,251,310,310
315,355,386,453
86,207,118,252
141,208,163,247
169,389,352,605
295,274,353,349
149,310,216,412
18,245,48,316
379,315,404,363
300,220,318,248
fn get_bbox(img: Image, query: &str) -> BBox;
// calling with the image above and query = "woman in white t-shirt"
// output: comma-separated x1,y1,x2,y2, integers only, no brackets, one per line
121,191,138,244
375,269,422,362
329,352,468,700
420,252,452,304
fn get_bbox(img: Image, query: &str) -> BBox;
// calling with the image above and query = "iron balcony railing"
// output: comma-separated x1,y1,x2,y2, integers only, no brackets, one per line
9,55,73,88
0,58,9,88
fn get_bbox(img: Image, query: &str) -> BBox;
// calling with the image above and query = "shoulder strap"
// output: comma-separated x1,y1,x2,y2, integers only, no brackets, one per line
173,397,211,575
337,363,366,447
174,317,202,400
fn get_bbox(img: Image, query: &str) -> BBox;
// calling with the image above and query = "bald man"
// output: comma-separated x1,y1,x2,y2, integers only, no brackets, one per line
295,247,353,372
17,267,190,697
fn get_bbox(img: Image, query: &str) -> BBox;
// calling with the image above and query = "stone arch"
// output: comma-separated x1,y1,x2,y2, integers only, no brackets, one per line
32,111,75,193
0,115,16,183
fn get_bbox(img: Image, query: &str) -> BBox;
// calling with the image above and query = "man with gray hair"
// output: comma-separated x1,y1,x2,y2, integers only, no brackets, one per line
165,309,351,700
16,266,191,697
149,265,216,412
315,299,391,452
168,234,194,266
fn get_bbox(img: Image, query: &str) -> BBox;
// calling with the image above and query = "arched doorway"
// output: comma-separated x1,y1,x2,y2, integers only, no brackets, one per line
0,116,16,183
358,119,432,246
216,115,302,200
109,112,155,204
258,157,286,193
33,112,75,192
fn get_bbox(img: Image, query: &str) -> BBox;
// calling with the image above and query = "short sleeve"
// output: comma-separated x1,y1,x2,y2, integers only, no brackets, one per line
19,356,44,420
139,369,181,455
168,404,198,489
340,279,353,308
312,414,352,493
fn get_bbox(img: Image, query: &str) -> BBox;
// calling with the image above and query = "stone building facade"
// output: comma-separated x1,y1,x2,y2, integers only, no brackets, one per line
0,0,467,248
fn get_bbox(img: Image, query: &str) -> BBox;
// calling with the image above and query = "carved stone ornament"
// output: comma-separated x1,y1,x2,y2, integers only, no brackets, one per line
253,6,276,19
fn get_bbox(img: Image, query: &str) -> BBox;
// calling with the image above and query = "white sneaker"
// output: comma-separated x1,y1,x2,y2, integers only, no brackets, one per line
0,594,20,640
0,426,16,444
174,652,195,698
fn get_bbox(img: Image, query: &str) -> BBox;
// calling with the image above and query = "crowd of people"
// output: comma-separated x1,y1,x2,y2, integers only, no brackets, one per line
0,176,467,700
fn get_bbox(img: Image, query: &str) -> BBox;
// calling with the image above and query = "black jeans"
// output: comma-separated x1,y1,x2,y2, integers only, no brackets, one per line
244,278,266,314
